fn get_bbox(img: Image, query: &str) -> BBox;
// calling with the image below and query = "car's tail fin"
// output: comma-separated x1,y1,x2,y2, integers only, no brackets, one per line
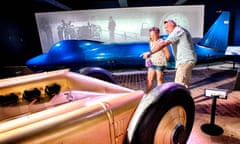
198,11,230,51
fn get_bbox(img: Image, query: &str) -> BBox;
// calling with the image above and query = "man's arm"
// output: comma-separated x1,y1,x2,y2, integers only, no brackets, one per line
151,40,171,54
142,40,171,59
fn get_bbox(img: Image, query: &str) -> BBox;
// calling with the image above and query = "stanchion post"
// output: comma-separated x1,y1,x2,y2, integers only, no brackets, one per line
201,88,228,136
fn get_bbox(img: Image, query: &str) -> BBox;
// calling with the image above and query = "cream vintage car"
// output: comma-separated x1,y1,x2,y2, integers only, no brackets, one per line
0,68,194,144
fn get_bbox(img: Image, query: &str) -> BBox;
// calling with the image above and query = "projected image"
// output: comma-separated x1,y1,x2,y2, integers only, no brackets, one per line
35,5,204,53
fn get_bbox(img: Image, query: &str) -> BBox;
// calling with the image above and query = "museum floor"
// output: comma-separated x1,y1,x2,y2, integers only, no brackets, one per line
112,62,240,144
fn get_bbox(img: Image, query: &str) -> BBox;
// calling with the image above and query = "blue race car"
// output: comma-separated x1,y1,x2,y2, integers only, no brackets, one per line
26,11,230,72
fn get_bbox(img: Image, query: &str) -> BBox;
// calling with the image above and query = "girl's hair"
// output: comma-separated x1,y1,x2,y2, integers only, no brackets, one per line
149,27,160,33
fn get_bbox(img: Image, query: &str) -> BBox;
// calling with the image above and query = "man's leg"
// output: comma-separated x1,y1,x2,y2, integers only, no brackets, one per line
175,62,195,88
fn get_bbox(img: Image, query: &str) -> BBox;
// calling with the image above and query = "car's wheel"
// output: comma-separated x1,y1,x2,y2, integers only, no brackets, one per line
125,82,195,144
75,67,117,84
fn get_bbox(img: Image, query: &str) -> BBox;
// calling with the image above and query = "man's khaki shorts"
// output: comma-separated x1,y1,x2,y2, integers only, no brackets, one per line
175,62,196,87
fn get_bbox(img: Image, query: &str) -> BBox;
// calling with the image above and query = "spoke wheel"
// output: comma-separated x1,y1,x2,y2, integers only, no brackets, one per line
124,82,195,144
154,106,187,144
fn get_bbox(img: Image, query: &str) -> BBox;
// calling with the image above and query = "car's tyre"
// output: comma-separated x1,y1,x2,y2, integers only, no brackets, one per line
75,67,117,84
125,82,195,144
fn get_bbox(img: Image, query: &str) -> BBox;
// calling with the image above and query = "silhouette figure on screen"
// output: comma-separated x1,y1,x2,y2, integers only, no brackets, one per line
108,16,116,41
57,20,66,41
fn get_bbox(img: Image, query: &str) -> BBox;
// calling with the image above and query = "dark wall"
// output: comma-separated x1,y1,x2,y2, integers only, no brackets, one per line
0,0,60,67
0,13,39,66
204,1,240,45
0,0,239,67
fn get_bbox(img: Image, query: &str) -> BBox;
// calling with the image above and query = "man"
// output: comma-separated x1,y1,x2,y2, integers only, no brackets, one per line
142,20,197,88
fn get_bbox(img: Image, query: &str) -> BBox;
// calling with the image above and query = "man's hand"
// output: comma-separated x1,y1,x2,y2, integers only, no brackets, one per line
141,51,151,59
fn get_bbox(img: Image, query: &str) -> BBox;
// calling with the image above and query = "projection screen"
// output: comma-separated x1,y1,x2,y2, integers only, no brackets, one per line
35,5,204,53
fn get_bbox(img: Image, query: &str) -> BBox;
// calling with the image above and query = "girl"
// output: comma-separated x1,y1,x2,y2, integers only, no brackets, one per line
146,27,170,93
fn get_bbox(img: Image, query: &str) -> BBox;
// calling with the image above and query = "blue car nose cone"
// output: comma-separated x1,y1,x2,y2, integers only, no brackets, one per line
26,40,89,70
26,54,48,66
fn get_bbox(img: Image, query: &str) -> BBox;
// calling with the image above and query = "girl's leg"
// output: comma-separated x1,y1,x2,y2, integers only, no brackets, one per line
156,70,164,86
146,68,155,93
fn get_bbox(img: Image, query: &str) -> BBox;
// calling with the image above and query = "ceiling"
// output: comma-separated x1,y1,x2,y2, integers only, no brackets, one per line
31,0,207,12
